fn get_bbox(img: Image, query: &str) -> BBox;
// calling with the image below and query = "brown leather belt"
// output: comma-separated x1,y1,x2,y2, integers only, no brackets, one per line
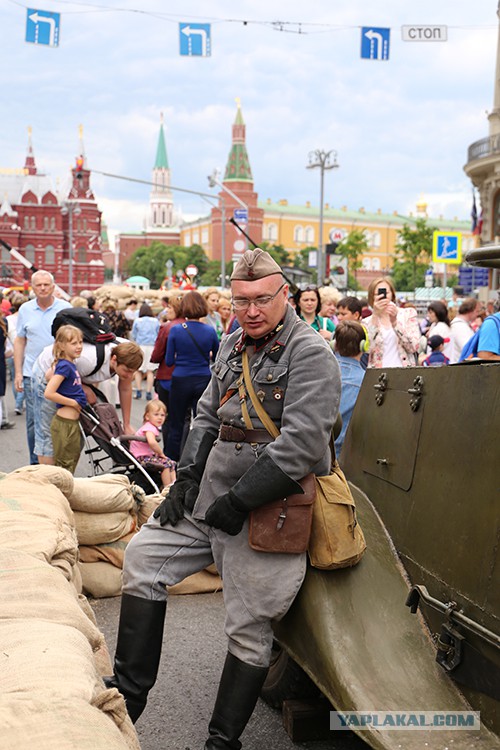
219,424,274,444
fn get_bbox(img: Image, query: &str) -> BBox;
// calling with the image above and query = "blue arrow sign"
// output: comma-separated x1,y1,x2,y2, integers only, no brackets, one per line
26,8,60,47
361,27,390,60
233,208,248,223
180,23,211,57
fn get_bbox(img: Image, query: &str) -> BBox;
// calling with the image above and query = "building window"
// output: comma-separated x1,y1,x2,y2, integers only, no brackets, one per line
44,217,49,230
78,247,86,263
267,223,278,242
201,228,209,244
372,231,381,248
192,231,200,244
153,210,157,225
31,217,36,230
294,225,304,243
305,226,314,244
45,245,55,264
25,244,35,263
184,232,191,246
372,257,381,271
362,258,371,270
161,210,166,225
1,247,10,262
51,217,56,231
24,216,30,230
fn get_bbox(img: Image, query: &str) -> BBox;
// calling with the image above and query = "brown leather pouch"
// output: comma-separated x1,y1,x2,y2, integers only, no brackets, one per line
248,473,316,554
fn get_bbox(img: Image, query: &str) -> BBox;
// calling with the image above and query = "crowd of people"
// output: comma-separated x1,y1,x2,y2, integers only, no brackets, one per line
1,269,499,476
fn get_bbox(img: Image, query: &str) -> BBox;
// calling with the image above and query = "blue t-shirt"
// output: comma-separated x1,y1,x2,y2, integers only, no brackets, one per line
334,356,365,456
166,321,219,378
54,359,87,408
16,297,71,377
477,313,500,356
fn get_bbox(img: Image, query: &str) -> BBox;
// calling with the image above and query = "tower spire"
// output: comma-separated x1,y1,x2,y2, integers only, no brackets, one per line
149,114,174,228
154,113,169,169
24,126,37,175
223,99,253,182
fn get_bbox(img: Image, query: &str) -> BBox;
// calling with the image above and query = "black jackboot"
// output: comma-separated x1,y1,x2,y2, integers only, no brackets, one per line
205,652,269,750
105,593,166,723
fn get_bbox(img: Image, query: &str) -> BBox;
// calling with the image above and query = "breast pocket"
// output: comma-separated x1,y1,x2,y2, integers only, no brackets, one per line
252,365,288,418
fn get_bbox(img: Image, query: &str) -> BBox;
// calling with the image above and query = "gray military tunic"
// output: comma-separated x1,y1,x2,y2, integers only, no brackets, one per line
123,304,341,667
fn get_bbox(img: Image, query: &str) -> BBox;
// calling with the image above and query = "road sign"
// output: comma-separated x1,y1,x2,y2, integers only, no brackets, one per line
432,232,462,265
179,23,211,57
185,264,199,277
329,228,345,243
401,25,447,42
233,208,248,223
458,266,489,293
361,27,390,61
26,8,60,47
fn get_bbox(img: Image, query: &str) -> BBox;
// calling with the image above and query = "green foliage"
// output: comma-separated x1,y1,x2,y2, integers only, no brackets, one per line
337,230,368,281
200,260,226,286
125,243,209,287
391,260,428,291
292,247,318,283
104,266,114,281
258,242,290,266
395,219,433,290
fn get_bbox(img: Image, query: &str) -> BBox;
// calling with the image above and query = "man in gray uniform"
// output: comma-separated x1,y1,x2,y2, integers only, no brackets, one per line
107,249,340,749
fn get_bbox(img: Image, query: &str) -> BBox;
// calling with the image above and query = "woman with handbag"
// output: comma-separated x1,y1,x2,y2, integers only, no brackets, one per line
165,292,219,461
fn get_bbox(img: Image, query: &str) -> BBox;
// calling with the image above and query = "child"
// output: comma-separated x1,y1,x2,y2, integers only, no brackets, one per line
129,401,176,488
423,334,450,367
44,325,88,473
332,321,367,457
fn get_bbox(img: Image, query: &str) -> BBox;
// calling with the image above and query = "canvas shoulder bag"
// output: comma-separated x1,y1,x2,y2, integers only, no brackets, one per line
308,438,366,570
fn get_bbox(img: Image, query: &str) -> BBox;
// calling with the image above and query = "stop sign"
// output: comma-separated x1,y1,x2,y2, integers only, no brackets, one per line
185,264,199,277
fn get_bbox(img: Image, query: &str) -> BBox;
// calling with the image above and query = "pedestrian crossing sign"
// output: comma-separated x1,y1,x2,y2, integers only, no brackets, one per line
432,232,462,265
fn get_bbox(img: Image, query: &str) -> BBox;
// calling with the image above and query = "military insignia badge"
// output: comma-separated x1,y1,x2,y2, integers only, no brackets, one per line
273,387,284,400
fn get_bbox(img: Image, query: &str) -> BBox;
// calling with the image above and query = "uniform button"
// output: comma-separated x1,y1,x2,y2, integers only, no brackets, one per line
235,443,242,450
267,374,273,381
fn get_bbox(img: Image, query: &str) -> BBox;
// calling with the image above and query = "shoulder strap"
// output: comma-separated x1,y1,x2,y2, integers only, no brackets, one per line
88,341,106,377
181,322,210,363
241,350,280,439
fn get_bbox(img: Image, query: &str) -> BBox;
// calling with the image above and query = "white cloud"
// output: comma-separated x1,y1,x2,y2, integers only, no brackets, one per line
1,0,497,241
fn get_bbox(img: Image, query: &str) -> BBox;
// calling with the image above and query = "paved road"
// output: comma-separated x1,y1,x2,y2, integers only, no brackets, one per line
1,384,366,750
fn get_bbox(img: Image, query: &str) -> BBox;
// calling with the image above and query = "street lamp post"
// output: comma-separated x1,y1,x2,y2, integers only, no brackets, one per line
306,150,339,285
61,200,81,297
208,168,249,289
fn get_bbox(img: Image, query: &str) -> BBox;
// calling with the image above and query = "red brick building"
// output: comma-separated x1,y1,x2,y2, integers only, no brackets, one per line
0,129,105,293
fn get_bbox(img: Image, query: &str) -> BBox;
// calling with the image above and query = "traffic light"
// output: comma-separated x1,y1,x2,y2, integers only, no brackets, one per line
75,156,84,183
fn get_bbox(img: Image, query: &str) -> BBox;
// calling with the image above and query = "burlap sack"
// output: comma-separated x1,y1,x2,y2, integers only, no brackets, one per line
79,561,123,598
2,696,139,750
0,548,102,650
168,564,223,596
71,558,84,593
9,464,74,498
0,474,74,525
0,511,78,581
69,475,135,514
0,619,102,703
79,531,136,568
136,493,162,527
74,510,136,545
92,687,141,750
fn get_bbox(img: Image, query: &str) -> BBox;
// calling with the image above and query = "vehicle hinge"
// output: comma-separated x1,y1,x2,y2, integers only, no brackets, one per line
374,373,388,406
407,375,424,412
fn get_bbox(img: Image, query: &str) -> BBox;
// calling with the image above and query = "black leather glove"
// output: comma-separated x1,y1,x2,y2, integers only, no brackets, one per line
153,427,217,527
204,490,248,535
153,478,198,526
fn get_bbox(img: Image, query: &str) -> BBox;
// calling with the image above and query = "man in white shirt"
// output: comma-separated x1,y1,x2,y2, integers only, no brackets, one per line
450,298,479,364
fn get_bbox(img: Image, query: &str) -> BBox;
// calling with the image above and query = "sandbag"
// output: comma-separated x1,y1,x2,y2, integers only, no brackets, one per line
69,475,135,514
9,464,74,498
1,696,139,750
79,561,123,599
0,619,101,703
0,474,74,525
136,493,161,527
0,548,102,650
79,531,136,568
0,511,78,581
74,510,136,545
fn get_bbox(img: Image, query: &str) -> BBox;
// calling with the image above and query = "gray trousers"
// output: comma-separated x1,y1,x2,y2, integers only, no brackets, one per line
122,512,307,667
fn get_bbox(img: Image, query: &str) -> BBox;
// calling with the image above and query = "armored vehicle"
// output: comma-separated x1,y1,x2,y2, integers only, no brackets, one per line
263,246,500,749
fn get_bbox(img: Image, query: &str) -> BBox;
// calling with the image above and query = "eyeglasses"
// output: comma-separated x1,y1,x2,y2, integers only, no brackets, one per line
302,285,318,292
232,283,286,311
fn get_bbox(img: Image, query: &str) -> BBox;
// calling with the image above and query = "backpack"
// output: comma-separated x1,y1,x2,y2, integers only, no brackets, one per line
458,314,500,361
51,307,117,376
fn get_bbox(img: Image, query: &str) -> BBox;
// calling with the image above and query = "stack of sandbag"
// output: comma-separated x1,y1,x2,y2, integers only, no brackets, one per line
68,475,139,599
0,465,139,750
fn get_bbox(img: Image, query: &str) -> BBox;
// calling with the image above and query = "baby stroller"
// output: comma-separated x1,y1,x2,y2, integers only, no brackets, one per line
80,401,162,495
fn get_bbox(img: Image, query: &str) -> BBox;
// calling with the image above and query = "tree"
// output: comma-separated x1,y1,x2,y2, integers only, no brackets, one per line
391,261,427,291
395,219,433,291
258,242,290,267
337,229,368,283
125,243,209,288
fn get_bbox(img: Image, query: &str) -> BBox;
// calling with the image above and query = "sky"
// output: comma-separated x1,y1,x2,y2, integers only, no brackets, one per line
1,0,498,249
